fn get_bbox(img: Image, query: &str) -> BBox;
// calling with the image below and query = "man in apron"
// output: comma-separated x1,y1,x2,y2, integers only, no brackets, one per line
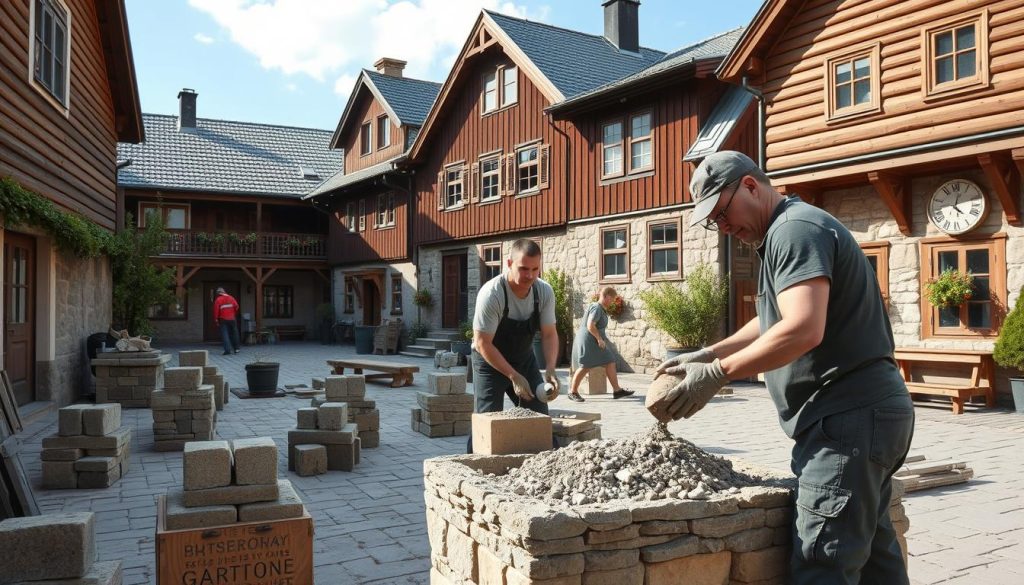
470,239,560,451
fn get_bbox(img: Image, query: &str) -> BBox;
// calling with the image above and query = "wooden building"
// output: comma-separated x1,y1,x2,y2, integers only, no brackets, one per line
304,59,440,328
1,0,143,410
117,89,341,345
719,0,1024,403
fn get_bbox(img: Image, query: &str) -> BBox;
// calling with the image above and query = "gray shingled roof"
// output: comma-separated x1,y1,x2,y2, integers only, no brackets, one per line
550,28,745,111
117,114,342,198
304,159,398,199
364,70,440,127
684,85,755,162
486,10,665,100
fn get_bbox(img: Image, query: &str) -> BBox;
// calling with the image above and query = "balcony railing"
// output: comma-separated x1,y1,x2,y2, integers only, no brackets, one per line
161,231,326,259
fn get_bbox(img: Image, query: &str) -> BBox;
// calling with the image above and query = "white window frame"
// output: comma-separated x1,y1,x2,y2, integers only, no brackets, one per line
601,120,624,178
482,71,498,113
360,121,372,156
516,145,539,194
481,244,502,283
377,115,390,149
445,164,465,209
628,112,653,173
502,66,518,107
648,219,681,280
345,201,356,233
358,200,366,231
376,192,395,228
29,0,72,113
480,155,501,202
600,225,630,283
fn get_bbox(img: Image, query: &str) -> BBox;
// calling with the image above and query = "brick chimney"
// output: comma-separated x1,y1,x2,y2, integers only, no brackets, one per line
603,0,640,53
177,88,197,131
373,57,406,78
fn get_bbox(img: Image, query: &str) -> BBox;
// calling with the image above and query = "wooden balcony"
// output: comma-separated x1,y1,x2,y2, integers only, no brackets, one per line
160,231,327,259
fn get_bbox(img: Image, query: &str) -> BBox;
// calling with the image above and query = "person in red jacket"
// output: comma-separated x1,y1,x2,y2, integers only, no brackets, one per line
213,287,241,355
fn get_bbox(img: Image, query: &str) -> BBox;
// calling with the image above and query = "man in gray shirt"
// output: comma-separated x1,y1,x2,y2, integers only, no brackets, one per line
650,151,914,585
472,239,560,418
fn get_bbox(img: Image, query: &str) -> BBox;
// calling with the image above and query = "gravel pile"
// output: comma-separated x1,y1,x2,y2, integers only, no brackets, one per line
488,407,546,419
494,423,760,505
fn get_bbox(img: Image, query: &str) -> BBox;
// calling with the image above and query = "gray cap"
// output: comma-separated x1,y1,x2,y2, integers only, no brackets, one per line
688,151,759,227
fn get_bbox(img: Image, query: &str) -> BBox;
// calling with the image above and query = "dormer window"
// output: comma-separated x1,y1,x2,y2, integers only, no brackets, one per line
481,65,518,115
923,11,989,99
824,44,881,122
360,122,372,156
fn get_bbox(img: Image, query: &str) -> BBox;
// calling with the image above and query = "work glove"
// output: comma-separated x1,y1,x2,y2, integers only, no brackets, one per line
544,368,561,400
509,371,534,403
654,348,716,379
666,359,728,420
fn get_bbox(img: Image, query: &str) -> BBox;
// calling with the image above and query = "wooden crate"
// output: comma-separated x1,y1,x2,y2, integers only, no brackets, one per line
156,495,314,585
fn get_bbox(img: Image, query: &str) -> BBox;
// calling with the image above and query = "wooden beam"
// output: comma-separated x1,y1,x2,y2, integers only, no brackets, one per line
978,152,1021,226
778,183,822,208
240,267,258,284
868,171,912,235
313,269,330,284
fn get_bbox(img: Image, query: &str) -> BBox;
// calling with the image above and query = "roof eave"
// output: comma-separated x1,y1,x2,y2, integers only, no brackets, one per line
716,0,794,82
329,73,403,150
97,0,144,143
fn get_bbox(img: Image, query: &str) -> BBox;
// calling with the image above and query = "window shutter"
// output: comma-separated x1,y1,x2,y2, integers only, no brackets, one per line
437,171,445,210
469,162,480,204
504,153,516,196
538,144,550,190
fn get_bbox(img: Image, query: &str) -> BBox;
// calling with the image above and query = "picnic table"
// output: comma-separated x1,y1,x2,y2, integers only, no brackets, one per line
327,358,420,388
894,347,996,414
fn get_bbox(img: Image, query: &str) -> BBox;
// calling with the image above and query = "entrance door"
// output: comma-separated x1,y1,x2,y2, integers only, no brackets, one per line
204,282,241,342
362,280,380,326
4,233,35,406
730,236,760,334
442,253,467,328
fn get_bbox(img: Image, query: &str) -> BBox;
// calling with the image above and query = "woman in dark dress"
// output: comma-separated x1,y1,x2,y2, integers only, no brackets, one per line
567,286,634,402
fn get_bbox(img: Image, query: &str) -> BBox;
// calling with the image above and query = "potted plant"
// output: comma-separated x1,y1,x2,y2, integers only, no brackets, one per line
245,352,280,396
925,269,974,308
639,263,728,358
316,302,336,345
993,286,1024,412
451,320,473,357
413,288,434,308
590,292,627,319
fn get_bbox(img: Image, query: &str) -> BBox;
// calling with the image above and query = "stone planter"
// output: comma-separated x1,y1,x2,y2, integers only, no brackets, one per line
424,453,909,585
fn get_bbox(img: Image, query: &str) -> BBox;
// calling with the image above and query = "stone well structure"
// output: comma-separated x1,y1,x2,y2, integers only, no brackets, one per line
424,453,909,585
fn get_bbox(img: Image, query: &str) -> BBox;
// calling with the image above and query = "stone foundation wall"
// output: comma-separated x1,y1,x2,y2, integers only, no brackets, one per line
425,453,908,585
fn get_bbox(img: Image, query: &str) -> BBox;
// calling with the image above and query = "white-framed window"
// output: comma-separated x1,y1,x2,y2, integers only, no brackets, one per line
629,113,652,171
480,156,501,202
517,146,539,194
923,12,989,98
376,192,395,228
390,275,402,314
445,165,465,208
139,202,189,229
601,226,629,282
482,71,498,113
345,201,356,232
358,200,365,231
376,115,390,149
344,278,355,313
602,110,655,179
502,66,518,106
481,244,502,283
648,220,680,279
360,122,372,155
30,0,71,108
602,121,624,178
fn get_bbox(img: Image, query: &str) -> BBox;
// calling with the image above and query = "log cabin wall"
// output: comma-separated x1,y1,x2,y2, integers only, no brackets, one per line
413,49,566,245
762,0,1024,174
124,191,328,234
326,189,409,265
0,0,119,230
338,91,405,173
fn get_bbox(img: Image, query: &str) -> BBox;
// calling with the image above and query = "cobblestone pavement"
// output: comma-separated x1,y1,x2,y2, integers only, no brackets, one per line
13,341,1024,584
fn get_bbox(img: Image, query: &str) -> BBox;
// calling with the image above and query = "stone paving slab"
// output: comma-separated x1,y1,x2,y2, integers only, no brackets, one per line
11,342,1024,584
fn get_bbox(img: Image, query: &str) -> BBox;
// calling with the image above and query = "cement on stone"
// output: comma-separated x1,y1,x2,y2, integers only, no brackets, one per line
165,490,237,530
0,512,96,583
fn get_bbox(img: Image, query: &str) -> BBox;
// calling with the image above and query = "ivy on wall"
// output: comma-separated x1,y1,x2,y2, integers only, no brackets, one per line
0,177,112,258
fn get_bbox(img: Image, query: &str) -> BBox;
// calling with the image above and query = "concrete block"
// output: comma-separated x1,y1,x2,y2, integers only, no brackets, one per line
152,410,174,422
41,448,83,462
202,365,218,377
41,427,131,451
193,419,213,434
58,405,90,436
178,350,209,367
354,438,361,465
41,461,78,489
471,411,552,455
74,456,117,473
325,443,357,471
237,480,305,522
232,437,278,486
453,420,472,436
582,367,607,395
729,546,788,582
287,424,357,446
176,418,193,434
418,421,453,437
296,408,318,429
311,377,324,390
181,482,279,508
214,384,225,411
416,392,474,412
163,366,203,390
165,490,236,530
317,402,348,431
0,512,95,582
77,464,122,489
352,410,380,431
292,444,327,476
149,391,182,409
411,408,422,431
359,430,379,448
183,441,232,491
17,559,124,585
427,373,451,394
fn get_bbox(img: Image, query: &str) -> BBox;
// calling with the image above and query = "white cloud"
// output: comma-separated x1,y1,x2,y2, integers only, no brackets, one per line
194,32,215,44
187,0,544,95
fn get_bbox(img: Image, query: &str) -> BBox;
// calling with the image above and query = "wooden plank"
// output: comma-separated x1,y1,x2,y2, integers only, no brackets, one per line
0,370,23,434
896,468,974,493
0,436,38,516
895,461,968,477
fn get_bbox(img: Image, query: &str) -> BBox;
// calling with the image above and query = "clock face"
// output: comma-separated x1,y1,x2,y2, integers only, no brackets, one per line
928,179,988,235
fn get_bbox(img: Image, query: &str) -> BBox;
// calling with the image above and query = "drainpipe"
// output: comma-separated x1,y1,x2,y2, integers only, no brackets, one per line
740,75,765,168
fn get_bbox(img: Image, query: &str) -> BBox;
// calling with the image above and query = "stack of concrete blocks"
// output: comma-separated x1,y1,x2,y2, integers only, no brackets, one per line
178,350,228,411
471,410,552,455
41,404,131,489
150,367,216,452
92,349,171,407
549,409,603,447
288,399,361,474
0,512,123,584
411,372,474,438
424,454,910,585
310,375,380,448
165,438,306,530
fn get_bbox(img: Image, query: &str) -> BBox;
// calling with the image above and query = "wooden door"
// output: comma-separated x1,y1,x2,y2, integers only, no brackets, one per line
4,233,35,406
442,254,468,329
203,282,241,342
362,280,380,326
730,236,759,334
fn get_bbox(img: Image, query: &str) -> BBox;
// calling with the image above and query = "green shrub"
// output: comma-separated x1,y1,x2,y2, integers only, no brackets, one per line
994,287,1024,370
458,319,474,340
542,267,574,345
639,263,728,349
407,321,429,343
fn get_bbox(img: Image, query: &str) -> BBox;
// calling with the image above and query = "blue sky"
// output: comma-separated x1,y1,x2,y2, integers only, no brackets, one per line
124,0,762,131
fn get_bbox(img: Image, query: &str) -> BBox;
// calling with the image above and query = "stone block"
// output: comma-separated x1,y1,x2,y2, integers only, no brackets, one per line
359,430,379,448
691,509,765,539
0,512,95,582
74,456,117,473
165,490,236,530
416,392,475,412
583,548,639,571
582,367,607,395
354,438,361,465
183,441,232,491
163,366,203,390
58,405,90,436
325,443,358,472
214,384,225,412
178,350,209,367
41,448,83,462
202,365,218,376
77,464,122,489
312,377,324,390
41,427,131,452
232,437,278,486
472,411,552,455
411,408,422,431
293,444,327,476
237,480,304,522
645,551,731,585
428,373,452,394
325,375,366,400
729,546,788,582
453,421,472,435
41,461,78,489
150,391,182,410
18,559,125,585
182,482,280,507
296,408,318,429
418,421,453,437
287,425,358,446
152,410,174,422
176,419,193,434
193,419,213,434
352,410,380,431
317,402,349,431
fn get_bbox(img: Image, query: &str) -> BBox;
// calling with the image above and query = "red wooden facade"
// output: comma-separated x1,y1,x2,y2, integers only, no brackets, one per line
336,91,406,173
326,189,410,265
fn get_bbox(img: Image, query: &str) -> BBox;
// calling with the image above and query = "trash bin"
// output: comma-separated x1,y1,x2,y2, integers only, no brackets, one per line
354,326,375,354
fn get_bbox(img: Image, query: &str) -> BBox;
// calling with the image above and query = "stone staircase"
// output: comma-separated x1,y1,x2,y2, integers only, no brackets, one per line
400,329,463,358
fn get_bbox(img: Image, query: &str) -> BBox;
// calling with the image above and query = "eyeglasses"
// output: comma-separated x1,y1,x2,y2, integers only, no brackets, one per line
703,181,741,231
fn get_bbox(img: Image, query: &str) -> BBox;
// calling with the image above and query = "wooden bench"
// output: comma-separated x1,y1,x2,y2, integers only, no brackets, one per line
274,325,306,341
894,348,996,414
327,358,420,388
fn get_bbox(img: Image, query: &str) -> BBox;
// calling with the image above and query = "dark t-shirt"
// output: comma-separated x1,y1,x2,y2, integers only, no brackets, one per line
756,197,908,438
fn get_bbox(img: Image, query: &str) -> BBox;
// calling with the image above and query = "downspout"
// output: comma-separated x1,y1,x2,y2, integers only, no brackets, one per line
549,114,571,234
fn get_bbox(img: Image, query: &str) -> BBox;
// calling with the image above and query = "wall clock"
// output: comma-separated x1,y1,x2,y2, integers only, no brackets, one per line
928,179,988,235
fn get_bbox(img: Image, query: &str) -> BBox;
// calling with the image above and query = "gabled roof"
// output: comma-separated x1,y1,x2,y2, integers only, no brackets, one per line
684,85,755,162
95,0,144,142
117,114,342,199
303,158,399,200
716,0,803,82
549,27,744,115
329,70,440,149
